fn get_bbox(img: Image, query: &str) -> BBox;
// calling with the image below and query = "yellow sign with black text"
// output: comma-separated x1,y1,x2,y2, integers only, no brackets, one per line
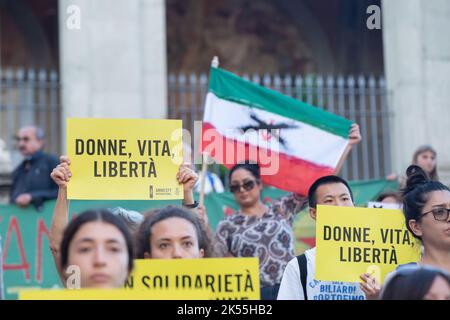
19,288,211,300
125,258,260,300
67,118,183,200
315,205,421,284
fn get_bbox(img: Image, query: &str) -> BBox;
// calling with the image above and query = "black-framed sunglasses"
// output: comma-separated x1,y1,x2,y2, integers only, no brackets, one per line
229,180,258,193
421,207,450,222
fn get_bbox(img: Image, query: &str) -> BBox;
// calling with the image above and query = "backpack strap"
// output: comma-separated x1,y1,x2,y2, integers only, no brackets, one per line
296,254,308,300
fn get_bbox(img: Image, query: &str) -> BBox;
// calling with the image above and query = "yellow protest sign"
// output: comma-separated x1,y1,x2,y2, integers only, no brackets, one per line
19,288,211,300
125,258,260,300
315,205,421,284
67,118,183,200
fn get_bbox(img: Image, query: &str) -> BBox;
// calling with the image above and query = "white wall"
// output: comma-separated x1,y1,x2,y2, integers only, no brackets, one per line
0,139,11,174
382,0,450,183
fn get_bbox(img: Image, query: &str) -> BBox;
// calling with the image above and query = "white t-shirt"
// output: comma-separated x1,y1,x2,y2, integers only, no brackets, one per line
277,247,366,300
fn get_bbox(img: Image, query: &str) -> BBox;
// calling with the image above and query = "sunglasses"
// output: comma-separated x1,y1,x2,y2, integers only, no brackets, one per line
229,180,258,193
421,207,450,222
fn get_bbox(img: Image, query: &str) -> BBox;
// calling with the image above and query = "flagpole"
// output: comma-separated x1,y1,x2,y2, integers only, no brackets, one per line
199,57,219,208
198,153,208,207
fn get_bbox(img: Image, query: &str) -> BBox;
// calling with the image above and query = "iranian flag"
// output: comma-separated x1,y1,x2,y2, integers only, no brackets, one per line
201,67,352,196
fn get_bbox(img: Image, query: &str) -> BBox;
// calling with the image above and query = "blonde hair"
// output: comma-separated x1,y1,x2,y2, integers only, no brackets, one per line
412,145,438,180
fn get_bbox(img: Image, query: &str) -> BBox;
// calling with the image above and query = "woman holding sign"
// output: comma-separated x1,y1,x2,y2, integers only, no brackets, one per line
49,156,202,274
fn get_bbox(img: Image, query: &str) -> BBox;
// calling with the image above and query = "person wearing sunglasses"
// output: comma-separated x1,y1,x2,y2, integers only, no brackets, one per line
213,162,308,300
10,126,59,209
213,124,361,300
380,265,450,300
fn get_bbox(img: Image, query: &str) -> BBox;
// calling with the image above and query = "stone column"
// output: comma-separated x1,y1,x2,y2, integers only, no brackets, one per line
382,0,450,184
58,0,167,149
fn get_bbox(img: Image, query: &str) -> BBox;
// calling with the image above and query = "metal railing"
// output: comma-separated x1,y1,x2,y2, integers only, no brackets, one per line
0,68,392,184
0,67,61,167
168,72,392,182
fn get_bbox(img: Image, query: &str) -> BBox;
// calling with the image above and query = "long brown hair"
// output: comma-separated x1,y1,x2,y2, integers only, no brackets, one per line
412,145,438,181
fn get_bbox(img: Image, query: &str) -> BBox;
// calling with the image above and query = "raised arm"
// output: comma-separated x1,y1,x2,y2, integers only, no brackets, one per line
334,123,362,175
177,164,211,225
272,193,308,223
177,163,198,207
49,156,71,273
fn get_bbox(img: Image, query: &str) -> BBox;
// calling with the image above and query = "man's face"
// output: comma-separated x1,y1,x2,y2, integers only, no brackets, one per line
310,182,354,220
16,127,43,157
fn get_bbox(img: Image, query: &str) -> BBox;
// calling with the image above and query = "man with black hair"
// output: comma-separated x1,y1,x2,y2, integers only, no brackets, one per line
10,126,58,210
277,175,368,300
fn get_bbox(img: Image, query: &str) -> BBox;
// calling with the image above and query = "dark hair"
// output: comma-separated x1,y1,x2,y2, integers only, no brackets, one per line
413,145,438,181
376,191,403,203
60,209,134,272
307,175,354,208
228,162,261,181
402,165,450,239
135,206,212,258
381,268,450,300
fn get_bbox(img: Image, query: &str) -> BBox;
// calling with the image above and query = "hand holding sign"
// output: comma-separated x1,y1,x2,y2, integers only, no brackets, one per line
360,272,381,300
177,164,198,192
177,164,199,209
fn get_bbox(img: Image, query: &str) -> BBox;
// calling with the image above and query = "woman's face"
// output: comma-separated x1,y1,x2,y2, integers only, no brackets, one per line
413,190,450,249
149,217,204,259
230,168,262,208
415,150,436,174
424,275,450,300
67,221,130,288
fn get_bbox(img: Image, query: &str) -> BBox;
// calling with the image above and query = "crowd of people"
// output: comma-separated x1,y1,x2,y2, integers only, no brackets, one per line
1,124,449,300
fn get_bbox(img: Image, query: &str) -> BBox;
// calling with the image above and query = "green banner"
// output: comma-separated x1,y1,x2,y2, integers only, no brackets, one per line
0,179,397,299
